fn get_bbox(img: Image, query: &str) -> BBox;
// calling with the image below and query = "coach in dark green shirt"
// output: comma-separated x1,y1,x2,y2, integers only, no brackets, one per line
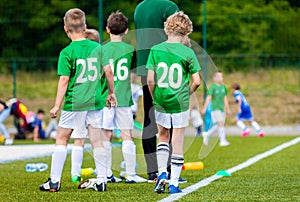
134,0,179,181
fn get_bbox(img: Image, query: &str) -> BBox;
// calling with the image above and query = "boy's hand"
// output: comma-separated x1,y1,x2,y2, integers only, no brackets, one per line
182,36,191,48
106,93,117,107
201,108,206,115
227,110,232,116
50,106,60,118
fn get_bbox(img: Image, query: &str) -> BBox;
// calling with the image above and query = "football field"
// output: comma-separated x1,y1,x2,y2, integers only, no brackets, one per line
0,135,299,202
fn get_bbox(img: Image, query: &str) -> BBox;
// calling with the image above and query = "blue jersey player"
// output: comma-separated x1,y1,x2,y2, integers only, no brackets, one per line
231,83,264,137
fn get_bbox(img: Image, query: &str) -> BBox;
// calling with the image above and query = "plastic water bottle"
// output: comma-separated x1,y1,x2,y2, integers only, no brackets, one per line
25,163,48,172
182,162,204,170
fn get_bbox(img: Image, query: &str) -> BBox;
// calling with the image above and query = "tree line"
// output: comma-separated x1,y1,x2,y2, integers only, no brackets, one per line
0,0,299,69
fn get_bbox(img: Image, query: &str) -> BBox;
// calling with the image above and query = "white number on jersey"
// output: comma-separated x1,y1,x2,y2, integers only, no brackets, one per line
157,62,183,89
76,58,98,84
109,58,129,81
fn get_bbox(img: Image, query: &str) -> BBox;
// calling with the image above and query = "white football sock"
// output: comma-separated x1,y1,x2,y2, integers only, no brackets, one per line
71,146,83,176
122,140,136,176
251,121,261,132
50,145,67,183
218,127,227,142
236,120,248,131
207,125,218,138
94,147,107,184
157,142,169,176
170,155,184,187
103,141,113,177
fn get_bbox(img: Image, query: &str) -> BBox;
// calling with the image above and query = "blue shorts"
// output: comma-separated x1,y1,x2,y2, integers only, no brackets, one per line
236,106,253,121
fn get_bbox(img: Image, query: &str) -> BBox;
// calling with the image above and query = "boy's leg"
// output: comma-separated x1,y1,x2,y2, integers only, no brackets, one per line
250,120,264,137
218,121,230,146
236,119,250,137
157,125,170,175
203,125,218,145
236,120,247,131
154,124,170,193
50,127,72,183
89,125,107,186
169,128,185,188
121,130,136,176
102,129,114,179
71,138,85,182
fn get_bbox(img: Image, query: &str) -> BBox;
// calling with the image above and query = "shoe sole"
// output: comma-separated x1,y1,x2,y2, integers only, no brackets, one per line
154,179,166,193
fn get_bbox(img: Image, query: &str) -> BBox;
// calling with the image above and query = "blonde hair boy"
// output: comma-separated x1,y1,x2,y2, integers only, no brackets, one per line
147,11,201,194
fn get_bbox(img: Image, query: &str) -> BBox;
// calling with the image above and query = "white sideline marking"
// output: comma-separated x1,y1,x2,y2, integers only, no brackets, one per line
158,136,300,202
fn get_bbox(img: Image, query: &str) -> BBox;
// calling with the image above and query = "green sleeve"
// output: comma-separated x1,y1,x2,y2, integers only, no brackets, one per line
188,51,201,74
146,49,156,71
208,85,214,96
57,51,71,76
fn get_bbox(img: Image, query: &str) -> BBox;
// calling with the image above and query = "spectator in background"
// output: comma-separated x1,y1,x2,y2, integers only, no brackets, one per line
0,100,13,145
26,109,58,142
6,98,28,139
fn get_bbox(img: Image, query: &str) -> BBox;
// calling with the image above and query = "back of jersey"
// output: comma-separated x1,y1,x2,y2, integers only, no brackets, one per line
58,40,105,111
101,41,135,107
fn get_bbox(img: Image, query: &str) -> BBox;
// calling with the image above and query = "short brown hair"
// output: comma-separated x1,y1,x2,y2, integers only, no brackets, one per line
213,70,222,77
84,29,100,43
231,83,240,90
107,11,128,35
63,8,86,33
164,11,193,36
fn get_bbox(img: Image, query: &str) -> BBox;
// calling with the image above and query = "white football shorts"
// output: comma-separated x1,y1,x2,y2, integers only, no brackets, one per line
101,107,133,130
154,110,190,129
59,110,102,137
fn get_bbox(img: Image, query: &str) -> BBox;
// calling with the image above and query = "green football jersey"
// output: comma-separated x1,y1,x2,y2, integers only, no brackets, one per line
101,42,134,107
57,39,107,111
208,83,228,112
146,42,201,113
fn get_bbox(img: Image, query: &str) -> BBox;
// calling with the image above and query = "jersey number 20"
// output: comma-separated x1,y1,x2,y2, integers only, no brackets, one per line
157,62,182,89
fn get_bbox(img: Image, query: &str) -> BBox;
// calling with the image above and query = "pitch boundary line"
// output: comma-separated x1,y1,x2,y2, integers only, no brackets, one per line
158,136,300,202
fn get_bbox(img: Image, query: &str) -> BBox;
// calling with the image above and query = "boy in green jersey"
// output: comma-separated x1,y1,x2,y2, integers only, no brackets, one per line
201,71,231,146
147,12,201,194
101,12,147,183
39,8,116,192
70,28,101,183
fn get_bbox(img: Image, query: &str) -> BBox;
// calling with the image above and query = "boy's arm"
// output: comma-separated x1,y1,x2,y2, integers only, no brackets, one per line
201,95,211,115
224,96,231,116
103,64,117,107
50,76,69,118
147,69,155,99
190,72,201,95
237,98,242,113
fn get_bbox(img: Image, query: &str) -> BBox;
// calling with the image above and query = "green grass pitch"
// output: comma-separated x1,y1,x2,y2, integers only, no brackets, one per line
0,136,299,201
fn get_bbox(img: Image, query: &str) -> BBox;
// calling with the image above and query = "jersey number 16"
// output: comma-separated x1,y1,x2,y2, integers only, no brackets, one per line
109,58,129,81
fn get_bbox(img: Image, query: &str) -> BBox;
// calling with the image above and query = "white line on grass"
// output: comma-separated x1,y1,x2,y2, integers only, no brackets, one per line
158,136,300,202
